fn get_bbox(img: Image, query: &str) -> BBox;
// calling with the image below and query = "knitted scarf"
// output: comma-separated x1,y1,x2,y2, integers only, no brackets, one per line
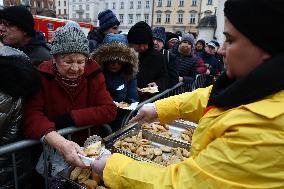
52,64,82,97
207,53,284,108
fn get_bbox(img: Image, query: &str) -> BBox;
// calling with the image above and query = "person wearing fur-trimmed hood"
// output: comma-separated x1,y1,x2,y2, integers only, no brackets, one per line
92,33,139,104
92,33,139,131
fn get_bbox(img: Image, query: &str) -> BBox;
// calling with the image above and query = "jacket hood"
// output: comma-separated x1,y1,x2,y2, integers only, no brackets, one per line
91,43,138,80
0,58,41,99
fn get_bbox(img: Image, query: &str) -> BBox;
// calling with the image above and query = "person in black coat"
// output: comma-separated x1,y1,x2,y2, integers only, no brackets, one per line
152,27,179,88
0,6,51,66
0,46,41,188
127,22,169,99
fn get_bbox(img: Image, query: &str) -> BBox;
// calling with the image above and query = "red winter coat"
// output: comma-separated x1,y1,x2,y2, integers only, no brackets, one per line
23,60,117,140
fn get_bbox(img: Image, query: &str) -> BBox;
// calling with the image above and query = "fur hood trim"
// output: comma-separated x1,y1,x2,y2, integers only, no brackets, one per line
91,43,138,80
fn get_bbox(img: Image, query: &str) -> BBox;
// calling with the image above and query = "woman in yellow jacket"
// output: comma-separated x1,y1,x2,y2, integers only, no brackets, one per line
91,0,284,188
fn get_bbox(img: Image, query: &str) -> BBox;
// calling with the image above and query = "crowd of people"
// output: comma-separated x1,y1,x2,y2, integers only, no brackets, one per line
1,0,283,188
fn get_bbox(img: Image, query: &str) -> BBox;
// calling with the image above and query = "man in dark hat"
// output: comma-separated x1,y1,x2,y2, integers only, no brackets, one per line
152,27,178,88
0,6,51,66
88,9,120,51
165,32,179,50
127,21,169,97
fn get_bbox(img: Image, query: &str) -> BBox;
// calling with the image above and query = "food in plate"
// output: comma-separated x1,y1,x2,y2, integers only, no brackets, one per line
84,141,102,158
139,86,159,93
114,101,130,108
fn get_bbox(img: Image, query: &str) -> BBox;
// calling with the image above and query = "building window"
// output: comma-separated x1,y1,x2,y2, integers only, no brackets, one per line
64,9,66,14
190,13,196,24
105,3,108,9
58,1,60,6
136,14,141,22
179,0,184,7
64,1,66,6
128,14,133,24
72,13,76,18
207,0,213,5
119,14,124,23
157,0,162,7
113,2,116,9
165,14,170,23
192,0,197,6
86,13,89,18
137,1,141,9
178,13,183,23
156,14,161,23
73,0,75,2
145,1,150,8
79,5,82,10
59,9,61,14
73,5,75,10
86,4,89,11
120,2,124,9
36,1,41,8
167,0,171,7
130,1,133,9
79,0,82,2
144,14,149,23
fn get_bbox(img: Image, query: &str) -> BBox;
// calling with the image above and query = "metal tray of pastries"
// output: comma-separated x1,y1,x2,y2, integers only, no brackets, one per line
111,128,191,166
140,119,197,144
58,166,109,189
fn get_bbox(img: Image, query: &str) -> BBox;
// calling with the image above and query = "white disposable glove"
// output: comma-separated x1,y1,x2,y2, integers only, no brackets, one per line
129,103,159,124
91,149,112,177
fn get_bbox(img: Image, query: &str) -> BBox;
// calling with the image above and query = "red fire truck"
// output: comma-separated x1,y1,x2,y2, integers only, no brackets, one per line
33,15,95,43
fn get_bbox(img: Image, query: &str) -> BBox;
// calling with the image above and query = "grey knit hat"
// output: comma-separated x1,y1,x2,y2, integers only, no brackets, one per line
51,27,89,56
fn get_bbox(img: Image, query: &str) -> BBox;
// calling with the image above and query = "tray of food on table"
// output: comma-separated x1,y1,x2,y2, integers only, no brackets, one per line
140,120,197,143
111,128,191,166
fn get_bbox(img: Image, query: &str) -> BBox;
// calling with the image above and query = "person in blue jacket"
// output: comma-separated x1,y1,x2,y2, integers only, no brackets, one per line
92,33,139,131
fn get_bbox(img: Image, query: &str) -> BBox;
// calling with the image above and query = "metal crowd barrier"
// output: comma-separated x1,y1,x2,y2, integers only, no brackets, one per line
0,81,196,189
0,125,96,189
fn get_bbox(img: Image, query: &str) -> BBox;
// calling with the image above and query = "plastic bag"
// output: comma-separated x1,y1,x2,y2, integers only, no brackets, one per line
36,144,68,177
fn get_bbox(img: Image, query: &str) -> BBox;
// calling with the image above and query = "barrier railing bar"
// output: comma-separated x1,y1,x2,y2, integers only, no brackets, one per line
12,152,18,189
121,82,185,125
0,125,95,156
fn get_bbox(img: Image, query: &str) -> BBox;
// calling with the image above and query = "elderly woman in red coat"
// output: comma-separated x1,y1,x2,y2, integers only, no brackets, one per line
23,26,117,167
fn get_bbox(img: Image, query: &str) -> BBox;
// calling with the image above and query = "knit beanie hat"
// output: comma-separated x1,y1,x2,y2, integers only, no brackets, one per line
98,9,120,32
166,32,179,43
103,33,128,44
64,21,81,30
51,27,89,56
196,39,205,48
224,0,284,56
181,33,195,47
0,6,35,37
152,27,166,44
127,21,153,45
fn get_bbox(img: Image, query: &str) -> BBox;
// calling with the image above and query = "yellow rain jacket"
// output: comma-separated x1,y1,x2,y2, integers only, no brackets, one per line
104,87,284,189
